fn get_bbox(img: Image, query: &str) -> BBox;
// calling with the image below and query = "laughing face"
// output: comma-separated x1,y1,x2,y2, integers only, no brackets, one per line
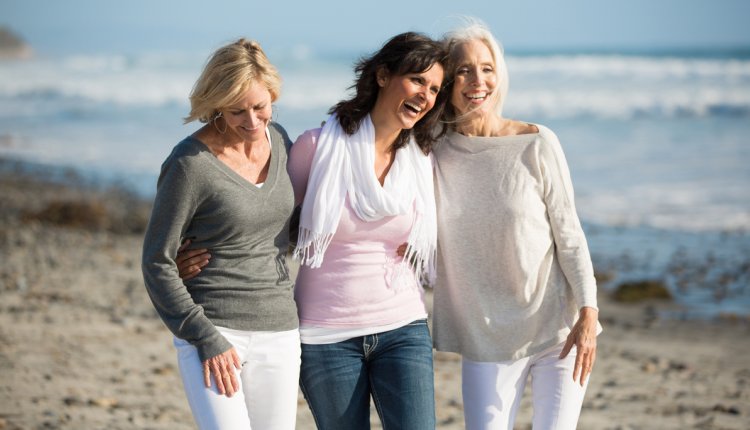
372,63,444,133
218,80,272,143
450,39,498,119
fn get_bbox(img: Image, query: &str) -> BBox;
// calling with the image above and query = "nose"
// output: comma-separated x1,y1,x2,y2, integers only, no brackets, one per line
469,68,482,86
418,83,435,102
245,111,261,128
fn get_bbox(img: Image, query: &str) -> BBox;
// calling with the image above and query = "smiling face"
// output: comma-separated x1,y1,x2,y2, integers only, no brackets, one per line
218,80,272,142
372,63,444,133
450,39,498,119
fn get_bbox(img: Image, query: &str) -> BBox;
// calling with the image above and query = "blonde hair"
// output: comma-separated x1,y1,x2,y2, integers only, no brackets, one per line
443,18,509,120
184,39,281,124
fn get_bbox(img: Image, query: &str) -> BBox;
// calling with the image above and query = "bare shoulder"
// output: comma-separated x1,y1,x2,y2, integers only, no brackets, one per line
496,119,539,136
510,119,539,135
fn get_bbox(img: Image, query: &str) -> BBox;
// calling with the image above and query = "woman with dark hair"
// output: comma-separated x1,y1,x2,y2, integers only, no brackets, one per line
288,32,447,429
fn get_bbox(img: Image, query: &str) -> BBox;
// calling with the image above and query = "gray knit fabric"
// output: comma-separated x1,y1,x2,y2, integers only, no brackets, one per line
142,123,298,361
431,125,598,362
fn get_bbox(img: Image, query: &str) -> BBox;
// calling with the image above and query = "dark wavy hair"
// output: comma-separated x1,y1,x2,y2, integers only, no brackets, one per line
329,32,449,154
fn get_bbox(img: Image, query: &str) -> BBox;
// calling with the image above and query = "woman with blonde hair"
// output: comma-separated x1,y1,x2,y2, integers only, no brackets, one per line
431,20,602,429
142,38,300,429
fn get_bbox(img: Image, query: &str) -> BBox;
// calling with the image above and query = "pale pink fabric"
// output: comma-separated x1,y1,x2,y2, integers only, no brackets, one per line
288,129,428,328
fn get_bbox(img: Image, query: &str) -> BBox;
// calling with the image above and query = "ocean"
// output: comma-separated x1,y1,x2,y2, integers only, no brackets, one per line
1,47,748,317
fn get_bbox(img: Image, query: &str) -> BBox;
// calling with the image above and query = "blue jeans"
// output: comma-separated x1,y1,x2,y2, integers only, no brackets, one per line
299,319,435,430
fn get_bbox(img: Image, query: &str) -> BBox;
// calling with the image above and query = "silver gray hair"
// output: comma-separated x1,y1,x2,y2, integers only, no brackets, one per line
444,18,509,115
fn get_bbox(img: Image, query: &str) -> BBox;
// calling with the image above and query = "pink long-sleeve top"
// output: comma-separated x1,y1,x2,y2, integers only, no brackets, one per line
287,128,428,330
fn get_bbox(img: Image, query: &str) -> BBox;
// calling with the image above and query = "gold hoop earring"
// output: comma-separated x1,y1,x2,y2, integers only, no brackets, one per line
212,112,227,134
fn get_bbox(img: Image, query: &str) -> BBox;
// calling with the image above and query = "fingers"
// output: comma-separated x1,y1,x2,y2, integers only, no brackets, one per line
580,348,597,386
573,339,597,386
210,361,227,395
203,361,211,388
564,308,600,384
177,251,211,280
214,362,238,397
573,345,584,383
232,349,242,370
559,335,574,359
204,350,240,397
178,239,192,253
562,329,596,385
176,248,210,265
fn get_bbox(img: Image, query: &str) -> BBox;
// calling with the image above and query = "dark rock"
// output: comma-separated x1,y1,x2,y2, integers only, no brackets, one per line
612,279,672,303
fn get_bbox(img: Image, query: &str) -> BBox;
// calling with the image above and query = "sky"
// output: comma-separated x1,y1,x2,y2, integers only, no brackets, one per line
2,0,750,56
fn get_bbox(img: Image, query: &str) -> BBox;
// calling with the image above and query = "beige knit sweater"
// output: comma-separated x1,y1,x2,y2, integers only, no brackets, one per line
431,124,599,362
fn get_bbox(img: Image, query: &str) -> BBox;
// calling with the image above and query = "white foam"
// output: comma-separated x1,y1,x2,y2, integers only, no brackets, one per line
3,52,750,119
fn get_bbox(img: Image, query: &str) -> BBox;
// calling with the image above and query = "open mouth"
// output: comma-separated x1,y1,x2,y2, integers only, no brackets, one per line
465,92,489,102
404,101,424,115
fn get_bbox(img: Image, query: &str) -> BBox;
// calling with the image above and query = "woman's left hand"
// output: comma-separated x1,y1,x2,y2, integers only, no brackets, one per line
560,306,598,386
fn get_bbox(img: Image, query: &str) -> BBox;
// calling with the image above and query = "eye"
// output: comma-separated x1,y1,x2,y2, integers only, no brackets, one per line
429,85,440,95
229,109,245,116
411,76,425,85
482,66,494,73
456,67,470,75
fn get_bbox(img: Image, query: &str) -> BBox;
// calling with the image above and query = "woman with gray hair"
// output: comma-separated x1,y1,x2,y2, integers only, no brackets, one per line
431,20,602,429
141,39,300,429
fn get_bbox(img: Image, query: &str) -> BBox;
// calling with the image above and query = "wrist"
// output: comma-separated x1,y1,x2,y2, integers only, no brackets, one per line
579,306,599,319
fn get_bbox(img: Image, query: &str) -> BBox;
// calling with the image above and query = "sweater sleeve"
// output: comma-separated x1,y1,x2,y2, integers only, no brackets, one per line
288,128,321,206
141,153,231,361
537,126,598,311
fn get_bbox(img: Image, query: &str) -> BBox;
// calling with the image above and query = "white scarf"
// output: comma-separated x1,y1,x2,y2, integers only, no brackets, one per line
294,114,437,287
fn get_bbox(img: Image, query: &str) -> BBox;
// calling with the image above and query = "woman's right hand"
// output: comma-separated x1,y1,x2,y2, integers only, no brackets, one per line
176,239,211,280
203,347,242,397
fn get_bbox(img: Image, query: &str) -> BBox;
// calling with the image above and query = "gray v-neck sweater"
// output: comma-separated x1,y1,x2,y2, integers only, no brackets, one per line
142,123,298,361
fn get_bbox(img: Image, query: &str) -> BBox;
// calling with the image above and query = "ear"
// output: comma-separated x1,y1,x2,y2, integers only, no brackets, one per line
376,67,389,88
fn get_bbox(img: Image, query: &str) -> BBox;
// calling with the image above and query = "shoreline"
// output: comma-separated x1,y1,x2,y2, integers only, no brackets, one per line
3,154,746,320
0,161,748,429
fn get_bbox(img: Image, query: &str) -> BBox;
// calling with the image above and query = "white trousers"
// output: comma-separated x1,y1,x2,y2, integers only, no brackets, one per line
462,341,588,430
174,327,301,430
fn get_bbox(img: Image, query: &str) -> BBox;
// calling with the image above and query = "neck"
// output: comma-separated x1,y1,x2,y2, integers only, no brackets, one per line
201,124,268,157
370,110,402,155
455,113,503,137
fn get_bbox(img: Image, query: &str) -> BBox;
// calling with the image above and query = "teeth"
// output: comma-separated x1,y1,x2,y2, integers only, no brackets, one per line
467,93,487,100
404,102,423,113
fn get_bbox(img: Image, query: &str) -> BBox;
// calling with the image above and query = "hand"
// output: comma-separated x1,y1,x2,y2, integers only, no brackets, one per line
203,347,242,397
560,306,598,386
177,239,211,280
396,242,408,257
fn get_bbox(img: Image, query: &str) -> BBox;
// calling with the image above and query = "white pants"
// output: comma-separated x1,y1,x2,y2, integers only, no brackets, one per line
174,327,301,430
462,341,588,430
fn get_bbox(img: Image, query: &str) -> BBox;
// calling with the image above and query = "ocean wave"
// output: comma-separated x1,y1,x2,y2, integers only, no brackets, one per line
506,86,750,119
3,52,750,119
508,54,750,81
577,181,750,232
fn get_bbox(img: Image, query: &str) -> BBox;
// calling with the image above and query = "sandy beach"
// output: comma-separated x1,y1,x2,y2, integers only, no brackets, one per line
0,163,748,430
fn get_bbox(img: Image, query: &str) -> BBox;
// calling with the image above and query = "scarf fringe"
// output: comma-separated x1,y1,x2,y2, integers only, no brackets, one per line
293,228,334,269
